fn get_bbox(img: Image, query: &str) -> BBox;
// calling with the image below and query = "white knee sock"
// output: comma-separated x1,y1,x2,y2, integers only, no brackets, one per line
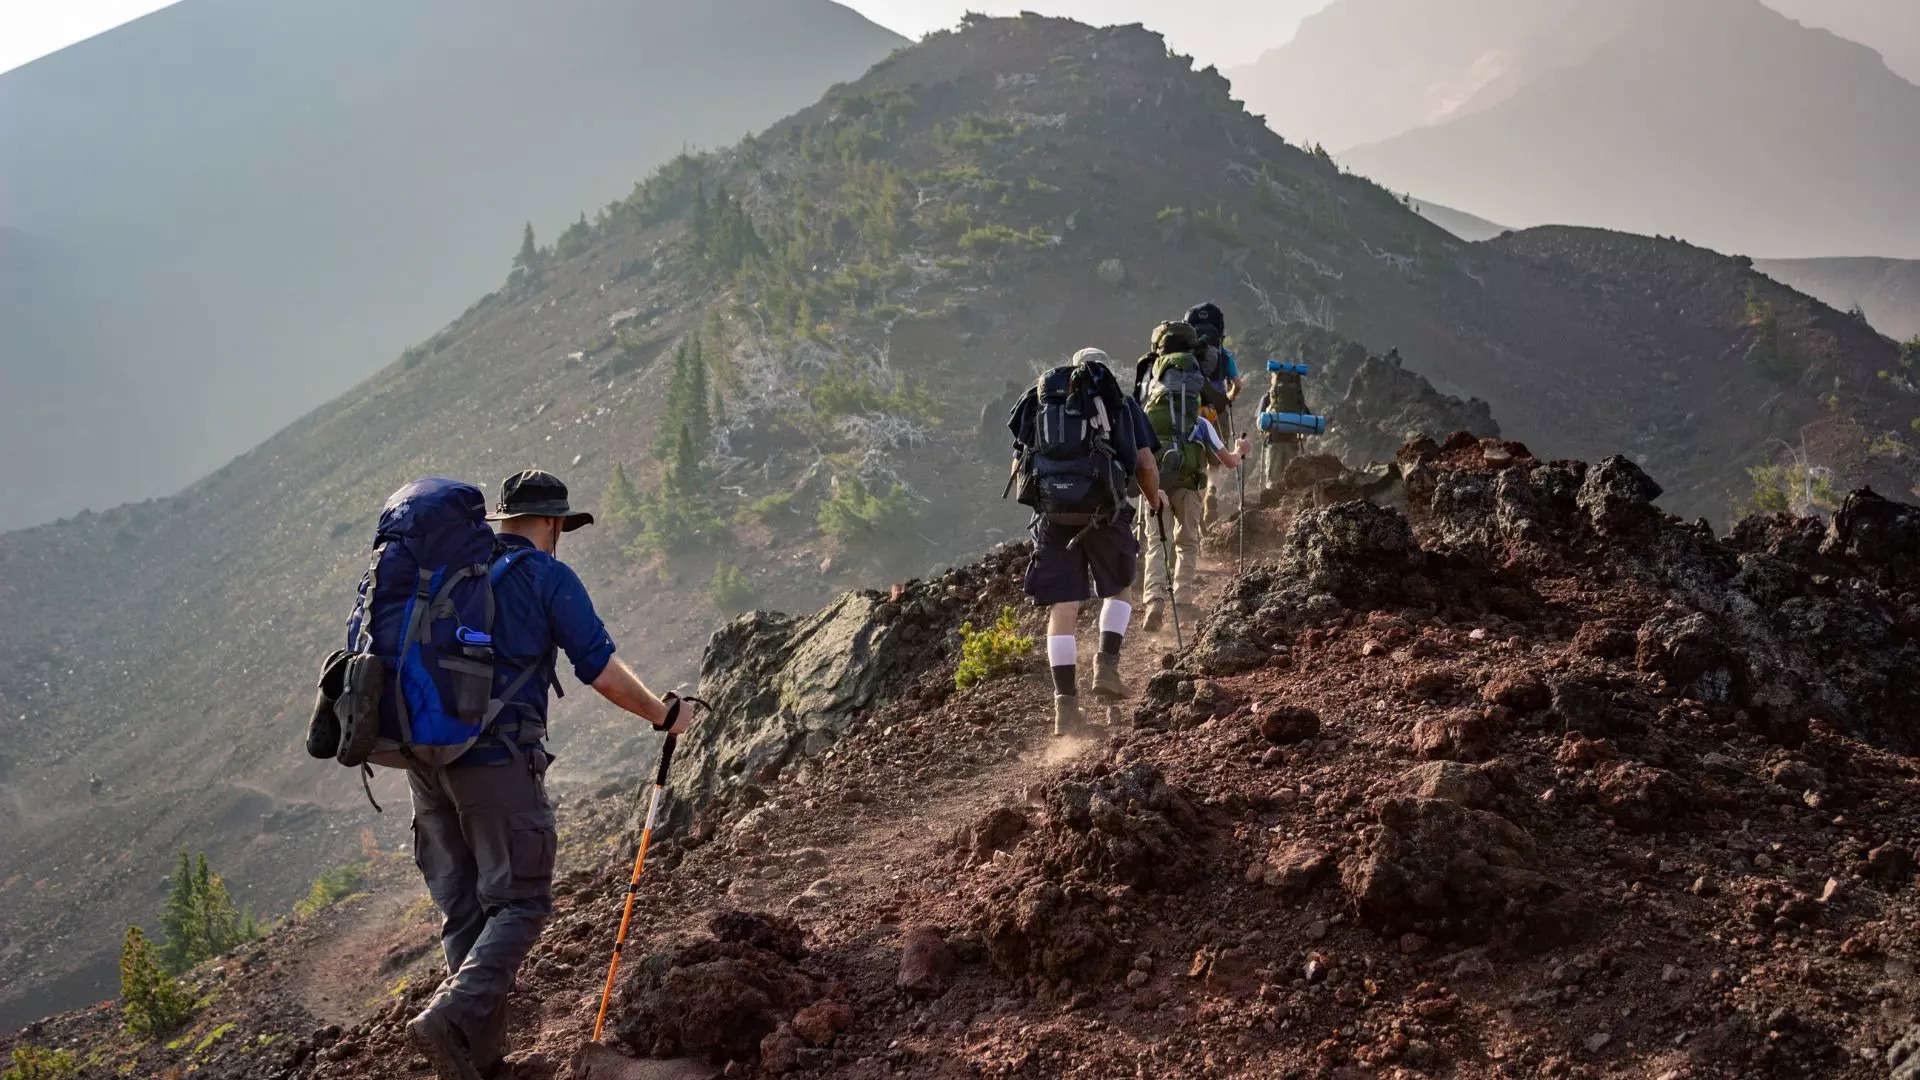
1098,599,1132,635
1047,634,1077,668
1048,634,1077,696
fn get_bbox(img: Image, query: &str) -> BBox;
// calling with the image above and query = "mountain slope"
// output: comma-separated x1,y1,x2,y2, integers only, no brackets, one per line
0,12,1911,1028
0,0,904,532
1337,0,1920,259
1763,0,1920,84
1758,257,1920,341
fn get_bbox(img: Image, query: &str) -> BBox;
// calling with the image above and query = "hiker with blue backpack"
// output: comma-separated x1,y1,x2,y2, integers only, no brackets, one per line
306,469,696,1080
1007,347,1163,736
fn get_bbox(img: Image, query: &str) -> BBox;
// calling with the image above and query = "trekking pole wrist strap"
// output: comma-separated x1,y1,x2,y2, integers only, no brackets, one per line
653,693,683,732
653,692,712,733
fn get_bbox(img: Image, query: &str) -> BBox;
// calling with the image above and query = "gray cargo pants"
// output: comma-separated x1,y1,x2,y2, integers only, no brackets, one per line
409,754,556,1043
1263,435,1301,495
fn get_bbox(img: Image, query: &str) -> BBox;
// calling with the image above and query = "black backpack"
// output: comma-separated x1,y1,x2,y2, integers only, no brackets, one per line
1006,360,1132,524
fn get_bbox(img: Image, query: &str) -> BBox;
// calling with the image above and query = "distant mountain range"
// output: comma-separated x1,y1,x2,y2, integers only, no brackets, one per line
0,0,904,531
1230,0,1920,259
1406,199,1920,342
1763,0,1920,83
1756,258,1920,341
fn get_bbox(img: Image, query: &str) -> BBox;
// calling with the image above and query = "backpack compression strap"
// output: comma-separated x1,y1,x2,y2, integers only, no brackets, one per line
1064,373,1122,551
481,549,557,763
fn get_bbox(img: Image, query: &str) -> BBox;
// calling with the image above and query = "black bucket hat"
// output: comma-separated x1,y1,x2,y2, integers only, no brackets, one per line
485,469,594,531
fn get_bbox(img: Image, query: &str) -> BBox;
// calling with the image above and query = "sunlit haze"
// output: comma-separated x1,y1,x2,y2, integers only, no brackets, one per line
0,0,1326,75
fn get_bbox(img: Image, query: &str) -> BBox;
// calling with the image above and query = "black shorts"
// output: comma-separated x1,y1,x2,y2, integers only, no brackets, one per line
1023,509,1139,605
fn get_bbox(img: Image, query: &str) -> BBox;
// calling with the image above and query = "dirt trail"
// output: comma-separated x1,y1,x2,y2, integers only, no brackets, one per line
475,544,1251,1073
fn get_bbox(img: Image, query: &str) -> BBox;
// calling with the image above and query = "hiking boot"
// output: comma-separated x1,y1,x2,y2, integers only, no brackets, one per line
1053,694,1082,737
470,996,508,1078
1141,602,1165,632
1091,654,1132,702
407,1010,482,1080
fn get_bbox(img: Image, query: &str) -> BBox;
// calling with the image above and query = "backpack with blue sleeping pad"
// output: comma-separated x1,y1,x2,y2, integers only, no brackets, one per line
308,478,550,804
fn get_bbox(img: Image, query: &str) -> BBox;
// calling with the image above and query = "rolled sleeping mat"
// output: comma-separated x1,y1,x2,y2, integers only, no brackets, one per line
1266,360,1310,375
1258,410,1326,435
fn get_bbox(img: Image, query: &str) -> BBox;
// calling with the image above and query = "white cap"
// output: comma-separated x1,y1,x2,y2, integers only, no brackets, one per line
1071,347,1109,367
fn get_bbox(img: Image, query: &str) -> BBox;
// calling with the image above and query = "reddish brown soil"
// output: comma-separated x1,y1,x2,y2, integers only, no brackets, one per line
12,448,1919,1080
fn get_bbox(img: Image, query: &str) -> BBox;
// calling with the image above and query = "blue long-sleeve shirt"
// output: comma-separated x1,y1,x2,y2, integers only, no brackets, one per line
456,533,616,765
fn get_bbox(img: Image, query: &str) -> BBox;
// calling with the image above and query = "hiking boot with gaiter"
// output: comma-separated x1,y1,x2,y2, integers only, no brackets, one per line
470,996,508,1078
1091,654,1132,701
1142,602,1165,632
1053,694,1082,737
407,1009,482,1080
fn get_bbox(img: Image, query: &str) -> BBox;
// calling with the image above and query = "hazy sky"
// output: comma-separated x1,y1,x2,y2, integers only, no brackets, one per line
0,0,1331,76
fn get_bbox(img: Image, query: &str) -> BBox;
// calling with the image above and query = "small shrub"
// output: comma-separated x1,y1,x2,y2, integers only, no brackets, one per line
3,1046,78,1080
955,607,1035,691
193,1022,236,1056
708,565,756,614
957,223,1048,256
738,489,797,524
292,863,367,920
120,926,195,1037
817,476,917,541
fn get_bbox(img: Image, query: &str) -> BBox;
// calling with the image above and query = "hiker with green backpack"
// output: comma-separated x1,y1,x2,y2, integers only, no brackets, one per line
1135,321,1251,631
307,470,698,1080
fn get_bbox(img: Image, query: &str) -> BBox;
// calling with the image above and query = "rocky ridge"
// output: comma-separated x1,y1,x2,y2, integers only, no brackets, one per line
11,439,1917,1078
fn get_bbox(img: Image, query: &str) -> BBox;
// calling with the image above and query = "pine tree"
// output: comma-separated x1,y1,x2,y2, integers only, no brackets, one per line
692,185,712,252
159,850,198,973
668,423,701,498
193,854,246,959
655,335,713,458
684,335,711,451
513,222,540,274
159,850,255,972
602,464,644,543
120,926,193,1037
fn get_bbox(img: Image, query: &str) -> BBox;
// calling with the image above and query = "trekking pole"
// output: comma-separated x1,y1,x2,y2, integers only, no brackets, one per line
591,696,708,1042
1155,505,1184,650
1237,463,1246,575
1229,401,1244,576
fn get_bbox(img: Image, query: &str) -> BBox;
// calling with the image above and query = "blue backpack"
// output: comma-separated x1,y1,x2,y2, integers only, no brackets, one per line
319,478,543,788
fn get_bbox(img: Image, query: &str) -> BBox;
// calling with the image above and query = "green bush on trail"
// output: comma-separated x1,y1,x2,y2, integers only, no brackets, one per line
292,863,367,920
955,606,1035,691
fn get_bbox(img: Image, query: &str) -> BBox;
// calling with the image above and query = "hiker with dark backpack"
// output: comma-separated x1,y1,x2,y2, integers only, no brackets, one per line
1184,302,1244,525
306,470,696,1080
1007,348,1162,736
1137,321,1248,631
